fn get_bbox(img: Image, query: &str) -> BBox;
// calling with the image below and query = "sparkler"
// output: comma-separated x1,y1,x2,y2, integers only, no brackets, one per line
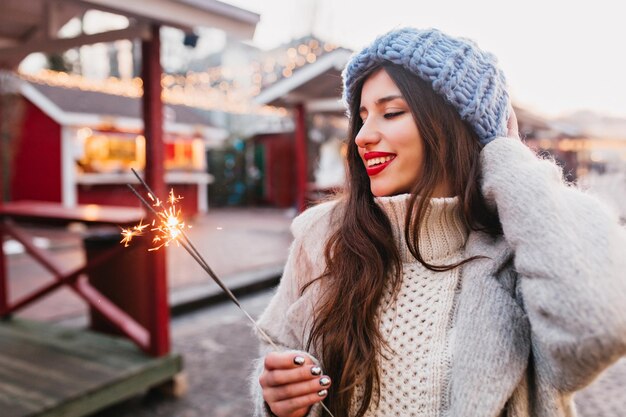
123,169,335,417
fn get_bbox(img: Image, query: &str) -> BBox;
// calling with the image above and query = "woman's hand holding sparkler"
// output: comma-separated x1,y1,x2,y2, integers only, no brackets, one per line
122,169,335,417
259,352,331,417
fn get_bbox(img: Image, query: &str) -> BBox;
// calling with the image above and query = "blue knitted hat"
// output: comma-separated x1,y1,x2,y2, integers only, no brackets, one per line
342,28,510,145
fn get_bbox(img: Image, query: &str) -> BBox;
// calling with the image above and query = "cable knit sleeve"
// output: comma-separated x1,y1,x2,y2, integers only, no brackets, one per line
480,136,626,392
250,201,338,417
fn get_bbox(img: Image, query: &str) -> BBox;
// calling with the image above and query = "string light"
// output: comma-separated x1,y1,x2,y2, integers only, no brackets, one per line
18,36,339,115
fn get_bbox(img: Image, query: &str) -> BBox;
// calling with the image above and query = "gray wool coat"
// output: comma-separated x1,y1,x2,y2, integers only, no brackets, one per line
251,137,626,417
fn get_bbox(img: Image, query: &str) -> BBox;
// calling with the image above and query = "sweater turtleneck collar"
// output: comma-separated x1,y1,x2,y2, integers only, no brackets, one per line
375,194,468,263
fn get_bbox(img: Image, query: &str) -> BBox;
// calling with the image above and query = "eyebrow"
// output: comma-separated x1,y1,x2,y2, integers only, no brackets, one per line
359,95,404,113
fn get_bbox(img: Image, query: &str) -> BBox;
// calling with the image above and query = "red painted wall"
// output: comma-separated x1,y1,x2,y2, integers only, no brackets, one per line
255,133,295,208
10,99,62,202
78,183,199,216
12,98,200,216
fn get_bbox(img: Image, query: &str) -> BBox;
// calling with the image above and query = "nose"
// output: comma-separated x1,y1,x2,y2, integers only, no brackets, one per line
354,119,381,149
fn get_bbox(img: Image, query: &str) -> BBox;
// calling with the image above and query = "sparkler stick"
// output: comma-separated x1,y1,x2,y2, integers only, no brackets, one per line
125,170,336,417
127,170,253,314
126,183,271,339
126,183,238,304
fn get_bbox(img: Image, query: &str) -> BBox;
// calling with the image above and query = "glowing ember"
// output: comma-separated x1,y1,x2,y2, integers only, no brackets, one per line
149,204,188,251
147,192,163,207
121,189,189,251
168,189,183,205
120,228,136,247
120,219,149,247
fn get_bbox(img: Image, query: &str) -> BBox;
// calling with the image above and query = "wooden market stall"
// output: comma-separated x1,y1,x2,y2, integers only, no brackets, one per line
0,1,259,416
11,78,227,215
254,47,352,211
254,49,566,212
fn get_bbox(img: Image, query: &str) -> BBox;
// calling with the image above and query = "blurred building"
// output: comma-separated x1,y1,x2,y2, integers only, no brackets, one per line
5,73,228,215
519,107,626,182
9,18,626,212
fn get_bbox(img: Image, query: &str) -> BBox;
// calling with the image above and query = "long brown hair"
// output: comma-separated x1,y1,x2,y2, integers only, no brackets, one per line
304,63,502,416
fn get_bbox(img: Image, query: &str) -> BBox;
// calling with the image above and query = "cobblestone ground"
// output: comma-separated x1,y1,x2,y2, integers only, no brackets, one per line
7,207,293,322
91,290,275,417
91,287,626,417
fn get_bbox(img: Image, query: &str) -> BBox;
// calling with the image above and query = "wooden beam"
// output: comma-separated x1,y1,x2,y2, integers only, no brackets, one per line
44,0,70,40
254,49,351,106
305,98,346,114
141,24,170,357
0,319,182,417
0,0,86,69
0,223,7,315
142,25,166,230
175,0,259,25
294,103,308,212
0,7,40,26
0,25,151,62
0,38,18,48
75,0,258,38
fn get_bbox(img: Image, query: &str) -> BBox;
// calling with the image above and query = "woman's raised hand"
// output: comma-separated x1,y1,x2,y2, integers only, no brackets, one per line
259,351,331,417
507,103,520,140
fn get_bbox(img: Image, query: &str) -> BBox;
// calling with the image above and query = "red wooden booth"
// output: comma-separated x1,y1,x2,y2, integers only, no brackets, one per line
10,79,226,216
0,0,259,416
254,48,352,211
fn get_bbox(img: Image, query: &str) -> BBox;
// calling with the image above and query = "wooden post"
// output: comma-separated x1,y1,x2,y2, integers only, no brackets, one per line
0,92,7,315
0,93,4,203
141,24,170,357
0,222,7,316
294,103,308,212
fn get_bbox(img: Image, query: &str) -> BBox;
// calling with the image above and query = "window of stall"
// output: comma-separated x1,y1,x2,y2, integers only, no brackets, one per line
75,128,205,174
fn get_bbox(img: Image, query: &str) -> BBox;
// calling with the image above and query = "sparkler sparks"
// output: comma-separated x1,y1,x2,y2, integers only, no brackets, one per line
149,202,188,251
122,169,335,417
119,190,189,251
120,218,149,247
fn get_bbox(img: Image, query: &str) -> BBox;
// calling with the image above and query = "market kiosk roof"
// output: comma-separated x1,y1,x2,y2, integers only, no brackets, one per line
22,80,228,140
0,0,260,68
254,48,353,114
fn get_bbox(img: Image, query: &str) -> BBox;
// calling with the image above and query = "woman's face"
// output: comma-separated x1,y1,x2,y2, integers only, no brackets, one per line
355,68,424,197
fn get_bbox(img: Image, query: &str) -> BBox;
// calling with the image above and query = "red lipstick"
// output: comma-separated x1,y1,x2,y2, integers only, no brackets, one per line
363,151,396,176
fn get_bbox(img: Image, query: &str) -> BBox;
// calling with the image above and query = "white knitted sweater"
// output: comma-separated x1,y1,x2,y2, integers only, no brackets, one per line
351,195,467,416
251,137,626,417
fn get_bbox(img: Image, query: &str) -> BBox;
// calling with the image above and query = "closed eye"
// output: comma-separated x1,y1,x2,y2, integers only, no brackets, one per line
384,111,405,119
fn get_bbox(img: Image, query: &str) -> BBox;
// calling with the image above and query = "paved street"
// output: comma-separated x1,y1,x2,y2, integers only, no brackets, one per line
92,289,275,417
4,207,626,417
5,207,294,322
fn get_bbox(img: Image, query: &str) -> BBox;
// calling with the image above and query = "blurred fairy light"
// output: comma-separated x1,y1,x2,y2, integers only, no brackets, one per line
19,37,338,115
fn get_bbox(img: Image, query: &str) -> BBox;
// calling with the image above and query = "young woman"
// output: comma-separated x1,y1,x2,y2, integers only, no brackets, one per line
251,28,626,417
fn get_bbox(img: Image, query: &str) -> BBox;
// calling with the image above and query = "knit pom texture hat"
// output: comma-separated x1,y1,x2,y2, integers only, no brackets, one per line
342,28,510,145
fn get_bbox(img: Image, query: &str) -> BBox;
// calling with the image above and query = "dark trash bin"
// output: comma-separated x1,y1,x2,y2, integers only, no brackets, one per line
83,228,151,337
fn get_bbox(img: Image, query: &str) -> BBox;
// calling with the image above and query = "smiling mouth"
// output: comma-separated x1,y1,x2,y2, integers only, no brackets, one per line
364,154,396,176
366,155,395,167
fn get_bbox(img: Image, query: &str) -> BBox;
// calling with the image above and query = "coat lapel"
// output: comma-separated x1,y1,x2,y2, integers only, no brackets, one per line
447,232,531,416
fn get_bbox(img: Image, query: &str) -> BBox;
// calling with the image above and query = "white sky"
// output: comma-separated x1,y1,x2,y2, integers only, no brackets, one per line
225,0,626,119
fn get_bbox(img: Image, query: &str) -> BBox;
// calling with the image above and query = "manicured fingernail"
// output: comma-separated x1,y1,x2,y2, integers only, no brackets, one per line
319,377,331,386
318,389,328,397
311,366,322,376
293,356,305,366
